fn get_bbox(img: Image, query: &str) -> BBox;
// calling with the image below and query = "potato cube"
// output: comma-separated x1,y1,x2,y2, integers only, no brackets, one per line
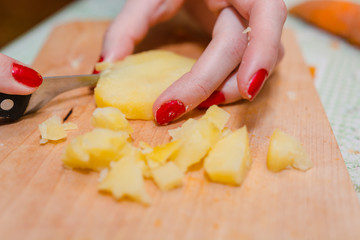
151,162,184,191
99,155,151,204
201,105,230,130
62,128,130,171
204,126,251,186
168,116,222,172
267,129,312,172
91,107,133,133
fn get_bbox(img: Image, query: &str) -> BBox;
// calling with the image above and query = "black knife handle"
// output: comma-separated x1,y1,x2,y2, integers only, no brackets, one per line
0,93,31,120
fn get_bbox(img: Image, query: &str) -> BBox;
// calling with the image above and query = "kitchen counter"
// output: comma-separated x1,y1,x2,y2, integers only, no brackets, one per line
2,0,360,199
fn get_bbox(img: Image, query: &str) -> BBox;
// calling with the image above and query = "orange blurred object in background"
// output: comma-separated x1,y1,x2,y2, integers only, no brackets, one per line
290,0,360,47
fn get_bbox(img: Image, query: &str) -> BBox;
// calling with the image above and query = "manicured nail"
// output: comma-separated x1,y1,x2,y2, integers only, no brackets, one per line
12,63,43,88
92,55,104,74
197,91,225,109
155,100,186,125
247,69,268,100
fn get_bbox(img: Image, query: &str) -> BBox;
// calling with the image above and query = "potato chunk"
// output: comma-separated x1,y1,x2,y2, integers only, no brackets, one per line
91,107,133,133
151,162,184,191
168,106,228,172
62,128,130,171
267,129,312,172
169,118,221,172
204,126,251,186
99,155,151,205
94,50,195,120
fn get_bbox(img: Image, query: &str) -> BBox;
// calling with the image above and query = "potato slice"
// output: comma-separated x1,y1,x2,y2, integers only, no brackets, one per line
204,126,251,186
94,50,195,120
151,162,184,191
91,107,133,133
267,129,312,172
99,155,151,205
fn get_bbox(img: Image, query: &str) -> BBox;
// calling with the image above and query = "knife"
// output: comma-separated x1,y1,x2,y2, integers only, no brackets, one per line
0,73,100,121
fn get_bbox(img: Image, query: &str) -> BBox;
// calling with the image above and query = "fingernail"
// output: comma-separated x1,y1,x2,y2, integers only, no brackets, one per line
155,100,186,125
247,69,268,100
12,63,43,88
197,91,225,109
92,55,104,74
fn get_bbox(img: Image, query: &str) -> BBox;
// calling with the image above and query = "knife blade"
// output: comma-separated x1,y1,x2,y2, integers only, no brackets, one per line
0,73,100,121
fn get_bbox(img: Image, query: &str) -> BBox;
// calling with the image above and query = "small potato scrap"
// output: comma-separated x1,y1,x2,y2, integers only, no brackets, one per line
39,115,78,144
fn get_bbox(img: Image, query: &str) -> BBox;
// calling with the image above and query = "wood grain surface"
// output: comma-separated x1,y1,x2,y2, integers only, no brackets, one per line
1,16,360,240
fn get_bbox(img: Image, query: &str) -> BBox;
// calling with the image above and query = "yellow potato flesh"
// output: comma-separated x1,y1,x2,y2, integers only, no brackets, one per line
168,106,229,172
39,116,67,141
169,119,220,172
204,126,251,186
94,50,195,120
62,128,130,171
202,105,230,130
151,162,184,191
99,155,151,205
267,129,312,172
91,107,133,133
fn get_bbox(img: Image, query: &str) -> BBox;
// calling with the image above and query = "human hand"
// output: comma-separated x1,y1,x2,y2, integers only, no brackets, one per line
0,53,43,95
100,0,287,125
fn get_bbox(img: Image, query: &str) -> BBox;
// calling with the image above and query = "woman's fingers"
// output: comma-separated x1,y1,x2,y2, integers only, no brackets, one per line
153,7,248,125
230,0,287,100
101,0,185,62
198,44,285,108
0,54,42,95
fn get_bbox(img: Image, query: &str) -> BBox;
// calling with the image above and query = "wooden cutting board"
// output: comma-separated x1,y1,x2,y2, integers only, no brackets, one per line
1,16,360,240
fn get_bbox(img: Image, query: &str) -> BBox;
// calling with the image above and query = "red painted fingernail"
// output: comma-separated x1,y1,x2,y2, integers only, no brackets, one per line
247,69,268,100
92,55,104,74
197,91,225,109
11,63,43,88
155,100,186,125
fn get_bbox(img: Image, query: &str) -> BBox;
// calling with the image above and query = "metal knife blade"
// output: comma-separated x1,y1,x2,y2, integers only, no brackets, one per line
0,73,100,121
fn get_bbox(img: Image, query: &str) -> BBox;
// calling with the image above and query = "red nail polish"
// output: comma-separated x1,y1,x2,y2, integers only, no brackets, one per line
247,69,268,100
155,100,186,125
12,63,43,88
92,55,104,74
197,91,225,109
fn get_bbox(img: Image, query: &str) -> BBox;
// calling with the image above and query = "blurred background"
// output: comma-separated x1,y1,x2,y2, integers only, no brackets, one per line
0,0,75,48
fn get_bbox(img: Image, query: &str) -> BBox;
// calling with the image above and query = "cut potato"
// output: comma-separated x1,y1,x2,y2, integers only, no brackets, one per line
91,107,133,133
62,128,130,171
151,162,184,191
39,115,67,141
267,129,312,172
99,155,151,205
202,105,230,130
146,140,181,166
204,126,251,186
95,50,195,120
39,116,78,144
169,118,221,172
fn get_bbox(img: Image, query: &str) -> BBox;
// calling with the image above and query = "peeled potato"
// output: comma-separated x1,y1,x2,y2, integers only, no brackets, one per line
94,50,195,120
